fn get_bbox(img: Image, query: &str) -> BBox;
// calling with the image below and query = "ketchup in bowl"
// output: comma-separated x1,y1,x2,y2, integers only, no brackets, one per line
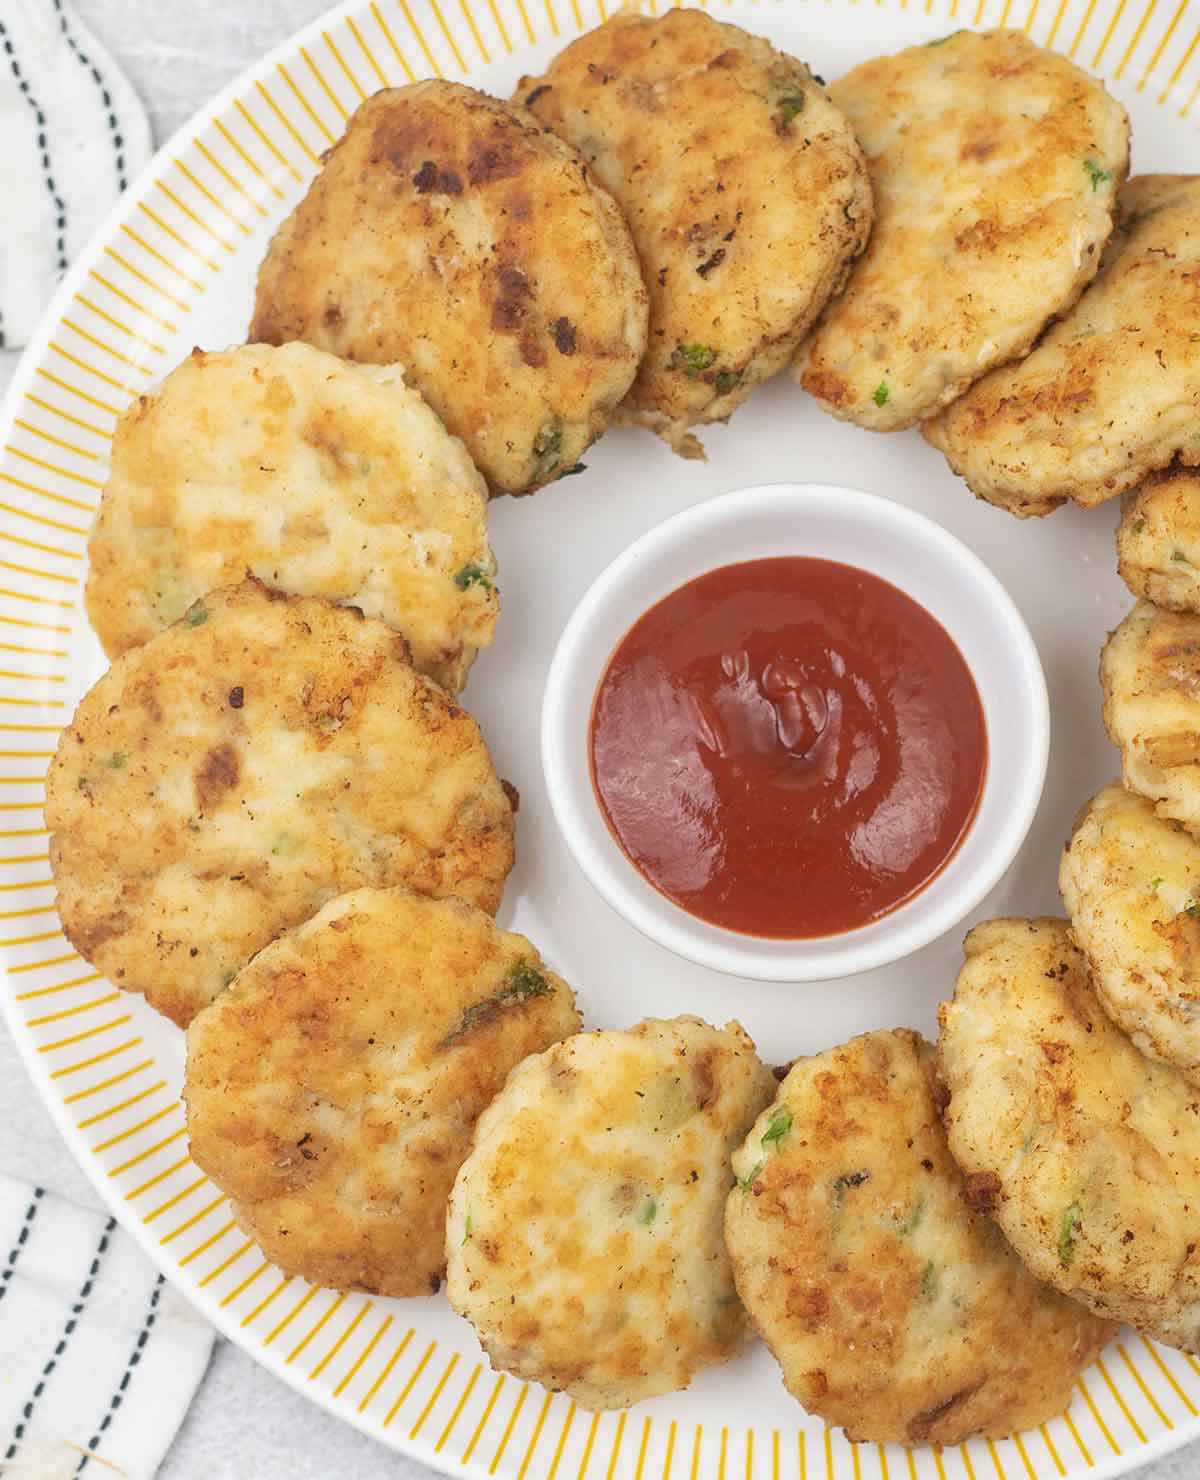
588,557,986,939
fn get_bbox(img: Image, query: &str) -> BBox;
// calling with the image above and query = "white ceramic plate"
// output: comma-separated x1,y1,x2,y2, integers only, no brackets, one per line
2,1,1198,1475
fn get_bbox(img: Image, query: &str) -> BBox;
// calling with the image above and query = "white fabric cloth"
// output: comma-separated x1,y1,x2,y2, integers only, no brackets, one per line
0,1171,214,1480
0,0,151,350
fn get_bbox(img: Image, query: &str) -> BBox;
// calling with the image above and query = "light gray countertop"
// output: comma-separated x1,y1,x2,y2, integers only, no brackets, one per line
0,4,1195,1476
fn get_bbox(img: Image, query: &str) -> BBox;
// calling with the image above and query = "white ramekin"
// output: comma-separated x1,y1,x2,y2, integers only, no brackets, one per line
540,482,1049,982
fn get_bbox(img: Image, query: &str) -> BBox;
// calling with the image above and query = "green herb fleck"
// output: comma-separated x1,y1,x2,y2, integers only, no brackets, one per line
462,1214,472,1246
714,369,742,395
873,381,890,408
454,563,492,591
77,775,92,796
897,1196,925,1236
637,1197,658,1226
107,752,128,770
920,1261,939,1298
831,1169,871,1210
1059,1201,1082,1265
532,422,564,482
440,960,554,1048
1132,517,1147,534
1084,158,1112,191
776,91,806,124
559,463,587,478
669,342,717,379
1187,901,1200,919
737,1161,764,1193
1152,876,1165,889
186,603,209,628
1173,548,1192,564
761,1106,793,1151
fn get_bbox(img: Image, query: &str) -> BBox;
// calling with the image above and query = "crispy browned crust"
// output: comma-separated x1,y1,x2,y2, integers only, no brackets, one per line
939,917,1200,1352
801,29,1128,433
925,175,1200,513
1061,783,1200,1083
445,1016,777,1409
725,1029,1113,1445
85,343,496,692
46,581,514,1027
1117,466,1200,611
1100,601,1200,833
251,81,647,494
185,888,580,1296
518,10,872,450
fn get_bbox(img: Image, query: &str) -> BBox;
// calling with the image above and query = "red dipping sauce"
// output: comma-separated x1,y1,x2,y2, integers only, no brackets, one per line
588,557,987,939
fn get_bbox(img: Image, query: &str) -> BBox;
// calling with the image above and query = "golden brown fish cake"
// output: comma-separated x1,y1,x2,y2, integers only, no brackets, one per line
518,10,871,456
86,343,497,693
1117,468,1200,612
724,1029,1113,1446
251,81,647,495
1100,599,1200,831
925,176,1200,515
445,1016,776,1409
46,582,514,1028
1061,784,1200,1084
938,917,1200,1352
799,29,1127,433
185,888,581,1296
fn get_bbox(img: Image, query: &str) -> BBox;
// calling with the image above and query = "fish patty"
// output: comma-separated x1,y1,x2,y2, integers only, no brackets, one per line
519,10,872,457
1101,598,1200,831
1061,784,1200,1085
1117,467,1200,612
925,176,1200,515
185,888,580,1297
724,1028,1113,1446
46,581,514,1027
445,1016,776,1408
800,28,1127,432
251,81,647,495
85,343,497,693
938,917,1200,1352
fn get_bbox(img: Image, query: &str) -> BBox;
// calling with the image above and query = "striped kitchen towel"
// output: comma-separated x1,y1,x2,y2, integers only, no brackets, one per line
0,1171,213,1479
0,0,151,351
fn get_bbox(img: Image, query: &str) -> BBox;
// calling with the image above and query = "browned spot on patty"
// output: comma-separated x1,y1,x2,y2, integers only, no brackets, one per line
195,742,240,811
469,141,522,186
369,118,433,173
785,1284,830,1328
692,1050,717,1110
412,159,463,195
520,333,548,368
802,369,854,407
960,135,999,163
67,910,131,958
963,1169,1002,1214
551,316,577,355
907,1384,982,1444
492,264,533,332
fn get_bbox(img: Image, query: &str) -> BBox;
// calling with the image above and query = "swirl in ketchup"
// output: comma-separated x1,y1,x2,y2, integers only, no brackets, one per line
588,557,987,939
